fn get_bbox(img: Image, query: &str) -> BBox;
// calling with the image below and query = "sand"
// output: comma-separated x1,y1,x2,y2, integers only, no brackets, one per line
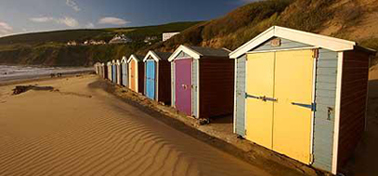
0,75,270,176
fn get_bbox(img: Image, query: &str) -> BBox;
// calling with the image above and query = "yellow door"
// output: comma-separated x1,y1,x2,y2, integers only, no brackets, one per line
273,50,314,164
246,52,275,149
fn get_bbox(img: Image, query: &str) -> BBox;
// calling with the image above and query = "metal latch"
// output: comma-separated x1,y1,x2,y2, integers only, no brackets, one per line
261,96,277,102
327,107,334,120
291,102,316,111
245,93,260,99
245,93,277,102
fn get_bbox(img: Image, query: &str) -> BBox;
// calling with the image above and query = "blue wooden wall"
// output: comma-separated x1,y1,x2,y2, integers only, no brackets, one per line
254,38,309,52
312,49,338,172
112,65,116,83
122,63,128,87
235,55,246,137
192,59,198,117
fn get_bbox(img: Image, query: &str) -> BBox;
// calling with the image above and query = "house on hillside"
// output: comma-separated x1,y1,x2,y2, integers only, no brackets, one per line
163,32,180,41
109,34,132,44
144,36,159,45
83,40,106,45
67,41,77,46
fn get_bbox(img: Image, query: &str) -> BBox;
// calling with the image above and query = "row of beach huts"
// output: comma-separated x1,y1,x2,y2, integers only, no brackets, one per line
94,26,376,175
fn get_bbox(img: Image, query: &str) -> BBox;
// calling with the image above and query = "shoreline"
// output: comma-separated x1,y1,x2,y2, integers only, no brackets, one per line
0,70,94,87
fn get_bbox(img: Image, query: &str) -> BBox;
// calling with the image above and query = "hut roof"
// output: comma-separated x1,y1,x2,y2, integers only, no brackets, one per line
229,26,374,59
187,46,230,57
121,56,128,63
168,45,230,61
143,51,172,62
127,54,144,63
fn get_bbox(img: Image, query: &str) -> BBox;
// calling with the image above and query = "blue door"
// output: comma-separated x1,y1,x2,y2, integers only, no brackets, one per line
122,63,128,87
145,60,156,100
112,65,116,83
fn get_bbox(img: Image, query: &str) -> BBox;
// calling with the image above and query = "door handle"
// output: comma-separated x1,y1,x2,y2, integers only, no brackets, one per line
245,93,277,102
261,96,277,102
291,102,316,111
245,93,260,100
182,84,189,90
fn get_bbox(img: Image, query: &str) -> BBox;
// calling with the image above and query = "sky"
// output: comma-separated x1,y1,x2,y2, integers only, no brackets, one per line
0,0,254,37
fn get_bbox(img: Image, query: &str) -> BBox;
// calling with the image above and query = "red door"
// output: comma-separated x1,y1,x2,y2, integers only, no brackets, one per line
175,59,192,116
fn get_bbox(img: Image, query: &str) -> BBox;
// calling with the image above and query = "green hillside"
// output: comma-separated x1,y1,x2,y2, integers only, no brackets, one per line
145,0,378,62
0,22,199,66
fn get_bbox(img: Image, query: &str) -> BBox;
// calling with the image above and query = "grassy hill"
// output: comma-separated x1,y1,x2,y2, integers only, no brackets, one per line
0,22,199,66
144,0,378,63
1,0,377,67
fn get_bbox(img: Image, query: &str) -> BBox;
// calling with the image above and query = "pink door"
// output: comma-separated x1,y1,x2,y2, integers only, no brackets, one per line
175,59,192,116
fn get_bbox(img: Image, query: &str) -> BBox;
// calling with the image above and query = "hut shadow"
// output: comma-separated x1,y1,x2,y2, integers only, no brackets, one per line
344,79,378,175
210,114,233,124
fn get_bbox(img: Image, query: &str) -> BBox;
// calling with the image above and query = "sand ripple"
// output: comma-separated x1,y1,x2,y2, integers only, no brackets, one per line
0,76,269,176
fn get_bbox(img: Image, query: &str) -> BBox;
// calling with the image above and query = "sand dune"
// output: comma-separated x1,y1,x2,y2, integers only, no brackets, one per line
0,75,270,176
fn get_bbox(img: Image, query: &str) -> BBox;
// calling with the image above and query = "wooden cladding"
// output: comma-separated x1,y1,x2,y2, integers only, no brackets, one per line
158,61,171,104
338,50,370,168
138,62,145,94
199,58,234,119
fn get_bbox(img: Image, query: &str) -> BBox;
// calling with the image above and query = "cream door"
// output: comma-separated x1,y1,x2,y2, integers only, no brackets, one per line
245,52,275,149
273,50,314,164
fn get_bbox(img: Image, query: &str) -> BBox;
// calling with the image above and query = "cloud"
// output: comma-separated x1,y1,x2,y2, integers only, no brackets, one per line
66,0,81,12
98,17,129,26
56,17,79,27
30,16,79,28
30,17,55,23
85,22,95,28
0,21,13,36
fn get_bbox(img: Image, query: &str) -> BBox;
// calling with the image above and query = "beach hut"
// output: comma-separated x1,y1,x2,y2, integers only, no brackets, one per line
97,63,102,77
116,60,122,85
143,51,172,104
112,60,117,83
102,63,108,79
230,26,376,175
99,63,104,78
168,45,233,119
94,62,100,75
127,54,145,94
107,62,112,81
121,56,128,87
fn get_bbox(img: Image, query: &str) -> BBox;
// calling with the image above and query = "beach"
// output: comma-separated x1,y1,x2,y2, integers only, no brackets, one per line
0,69,377,176
0,75,270,176
0,65,94,85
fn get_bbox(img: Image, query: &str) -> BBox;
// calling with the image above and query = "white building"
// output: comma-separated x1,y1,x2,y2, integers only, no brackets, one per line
67,41,77,46
109,34,133,44
162,32,180,42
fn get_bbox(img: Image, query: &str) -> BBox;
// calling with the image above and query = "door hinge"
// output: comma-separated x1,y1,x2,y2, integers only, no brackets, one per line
312,49,319,59
245,129,247,135
310,154,314,164
291,102,316,111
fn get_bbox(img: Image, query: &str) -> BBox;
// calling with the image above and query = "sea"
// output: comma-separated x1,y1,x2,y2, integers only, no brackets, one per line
0,65,94,83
